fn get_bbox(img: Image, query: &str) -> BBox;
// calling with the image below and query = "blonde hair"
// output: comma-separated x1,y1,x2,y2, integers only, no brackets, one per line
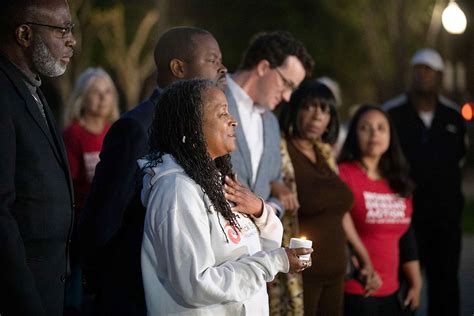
64,67,120,126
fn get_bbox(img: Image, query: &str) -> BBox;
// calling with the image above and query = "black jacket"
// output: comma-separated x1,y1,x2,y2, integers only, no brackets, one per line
80,89,160,316
383,94,467,224
0,55,74,316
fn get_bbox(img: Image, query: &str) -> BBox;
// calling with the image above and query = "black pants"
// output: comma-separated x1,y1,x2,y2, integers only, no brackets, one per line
414,222,462,316
344,293,400,316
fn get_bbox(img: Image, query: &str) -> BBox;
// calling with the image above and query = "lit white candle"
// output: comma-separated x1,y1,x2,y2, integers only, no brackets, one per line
289,237,313,261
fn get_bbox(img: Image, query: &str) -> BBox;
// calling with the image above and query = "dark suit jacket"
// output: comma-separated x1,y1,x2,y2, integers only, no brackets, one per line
80,89,160,316
0,55,74,316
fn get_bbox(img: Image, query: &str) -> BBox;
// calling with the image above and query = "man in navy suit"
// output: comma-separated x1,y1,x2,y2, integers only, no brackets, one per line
0,0,76,315
225,31,314,216
79,27,227,315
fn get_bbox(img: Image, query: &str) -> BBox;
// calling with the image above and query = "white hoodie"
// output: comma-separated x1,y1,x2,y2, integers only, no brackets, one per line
138,154,289,315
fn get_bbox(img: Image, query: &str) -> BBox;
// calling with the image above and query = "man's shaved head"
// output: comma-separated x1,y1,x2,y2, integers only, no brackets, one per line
154,27,213,87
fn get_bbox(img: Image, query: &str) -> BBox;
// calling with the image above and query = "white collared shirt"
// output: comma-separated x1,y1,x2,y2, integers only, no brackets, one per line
418,110,435,128
227,75,265,185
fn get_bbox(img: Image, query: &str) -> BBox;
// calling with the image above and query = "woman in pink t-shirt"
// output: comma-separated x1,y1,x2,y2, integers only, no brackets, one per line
338,105,422,315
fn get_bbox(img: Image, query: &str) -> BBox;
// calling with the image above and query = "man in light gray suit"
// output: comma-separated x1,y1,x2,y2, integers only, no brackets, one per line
226,31,314,216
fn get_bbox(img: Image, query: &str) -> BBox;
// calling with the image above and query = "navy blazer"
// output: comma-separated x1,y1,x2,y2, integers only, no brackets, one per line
225,85,283,211
80,89,160,316
0,55,74,316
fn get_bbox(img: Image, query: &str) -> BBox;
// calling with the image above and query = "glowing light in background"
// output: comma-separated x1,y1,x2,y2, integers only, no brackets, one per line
461,103,473,121
442,1,467,34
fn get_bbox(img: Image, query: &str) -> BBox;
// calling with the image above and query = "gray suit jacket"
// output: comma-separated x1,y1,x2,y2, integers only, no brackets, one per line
225,85,283,212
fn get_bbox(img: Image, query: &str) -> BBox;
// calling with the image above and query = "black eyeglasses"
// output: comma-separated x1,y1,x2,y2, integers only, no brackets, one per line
24,22,75,39
274,67,297,92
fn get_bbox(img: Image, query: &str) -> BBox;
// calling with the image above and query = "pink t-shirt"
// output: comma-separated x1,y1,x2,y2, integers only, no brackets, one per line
339,161,412,296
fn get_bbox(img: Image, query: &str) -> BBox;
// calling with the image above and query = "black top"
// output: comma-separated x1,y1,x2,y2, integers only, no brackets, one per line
399,225,418,263
385,96,466,225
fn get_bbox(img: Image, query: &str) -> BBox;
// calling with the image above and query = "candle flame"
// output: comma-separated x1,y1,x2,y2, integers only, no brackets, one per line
300,236,307,240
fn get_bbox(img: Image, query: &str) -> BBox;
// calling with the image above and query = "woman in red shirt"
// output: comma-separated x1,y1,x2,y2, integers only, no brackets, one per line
62,67,119,314
338,105,422,315
63,67,119,213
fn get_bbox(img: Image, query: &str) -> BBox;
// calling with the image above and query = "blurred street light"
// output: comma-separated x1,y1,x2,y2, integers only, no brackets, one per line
442,1,467,34
462,102,473,121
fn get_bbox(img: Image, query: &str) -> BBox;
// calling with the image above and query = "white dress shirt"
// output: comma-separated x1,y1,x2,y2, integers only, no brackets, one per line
226,75,266,185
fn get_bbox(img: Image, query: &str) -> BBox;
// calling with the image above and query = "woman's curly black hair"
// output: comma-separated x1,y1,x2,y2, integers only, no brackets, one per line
279,80,340,145
145,79,240,230
337,104,414,197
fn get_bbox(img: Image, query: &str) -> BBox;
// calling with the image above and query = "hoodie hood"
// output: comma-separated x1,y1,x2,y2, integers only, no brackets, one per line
137,154,184,207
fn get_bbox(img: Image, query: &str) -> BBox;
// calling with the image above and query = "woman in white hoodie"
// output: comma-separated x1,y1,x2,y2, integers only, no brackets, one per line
138,79,313,315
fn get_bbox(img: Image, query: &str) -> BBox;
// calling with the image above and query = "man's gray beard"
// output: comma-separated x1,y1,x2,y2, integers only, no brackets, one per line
32,36,66,77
